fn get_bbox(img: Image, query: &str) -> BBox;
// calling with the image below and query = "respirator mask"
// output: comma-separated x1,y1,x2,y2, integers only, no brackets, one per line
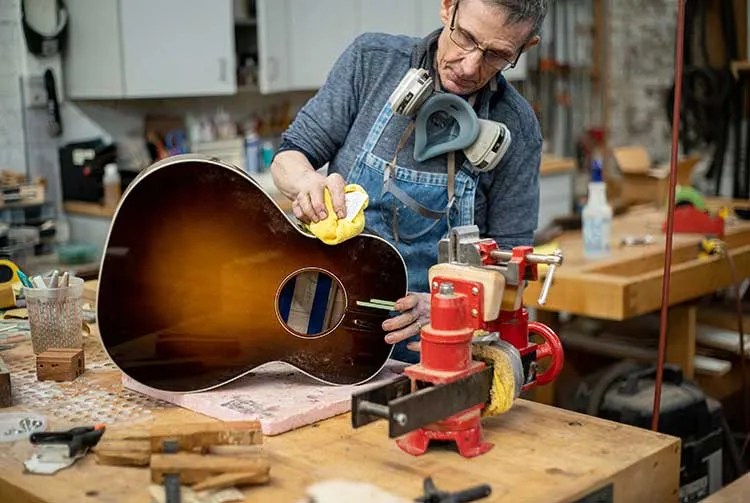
388,68,511,172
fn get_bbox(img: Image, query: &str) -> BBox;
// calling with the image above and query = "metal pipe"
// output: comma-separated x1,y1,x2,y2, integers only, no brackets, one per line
490,250,563,266
357,401,390,419
653,0,686,432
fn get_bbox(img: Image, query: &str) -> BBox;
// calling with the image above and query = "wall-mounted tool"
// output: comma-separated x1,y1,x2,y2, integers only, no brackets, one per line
352,226,564,457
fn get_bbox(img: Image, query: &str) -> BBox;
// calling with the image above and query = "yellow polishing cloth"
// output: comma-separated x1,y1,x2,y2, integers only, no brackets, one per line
306,184,369,245
472,343,516,417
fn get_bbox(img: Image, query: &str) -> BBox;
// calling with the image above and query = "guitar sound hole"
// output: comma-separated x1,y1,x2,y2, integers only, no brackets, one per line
276,269,346,338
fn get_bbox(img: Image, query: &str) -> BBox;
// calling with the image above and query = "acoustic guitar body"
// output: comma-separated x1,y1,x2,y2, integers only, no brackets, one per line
97,155,407,392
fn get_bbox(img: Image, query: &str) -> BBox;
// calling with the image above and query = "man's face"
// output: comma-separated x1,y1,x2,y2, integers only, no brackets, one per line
435,0,539,96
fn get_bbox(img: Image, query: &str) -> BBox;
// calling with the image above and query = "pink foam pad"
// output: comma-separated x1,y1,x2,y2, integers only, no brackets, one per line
123,360,408,436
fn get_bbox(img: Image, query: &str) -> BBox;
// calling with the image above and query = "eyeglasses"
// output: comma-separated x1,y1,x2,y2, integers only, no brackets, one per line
449,0,522,71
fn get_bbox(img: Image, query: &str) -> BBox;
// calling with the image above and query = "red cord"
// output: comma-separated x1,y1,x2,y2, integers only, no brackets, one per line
652,0,687,432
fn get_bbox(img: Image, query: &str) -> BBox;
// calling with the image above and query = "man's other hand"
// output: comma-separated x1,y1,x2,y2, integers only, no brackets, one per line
382,293,430,348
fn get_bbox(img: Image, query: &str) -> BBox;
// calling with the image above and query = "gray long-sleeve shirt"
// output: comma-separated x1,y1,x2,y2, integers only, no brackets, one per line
279,31,543,249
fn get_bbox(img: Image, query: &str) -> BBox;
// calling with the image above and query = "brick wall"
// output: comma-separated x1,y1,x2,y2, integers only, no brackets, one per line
607,0,679,163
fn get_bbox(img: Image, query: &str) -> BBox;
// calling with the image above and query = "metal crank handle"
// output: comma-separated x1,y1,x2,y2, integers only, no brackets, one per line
537,249,563,306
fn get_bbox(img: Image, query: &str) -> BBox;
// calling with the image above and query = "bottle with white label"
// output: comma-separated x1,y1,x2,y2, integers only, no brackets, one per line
582,159,612,259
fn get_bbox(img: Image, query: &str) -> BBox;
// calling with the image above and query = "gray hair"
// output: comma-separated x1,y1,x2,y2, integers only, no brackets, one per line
482,0,548,39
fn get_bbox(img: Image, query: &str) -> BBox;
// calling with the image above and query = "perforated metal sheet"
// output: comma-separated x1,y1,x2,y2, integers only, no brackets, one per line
6,336,172,425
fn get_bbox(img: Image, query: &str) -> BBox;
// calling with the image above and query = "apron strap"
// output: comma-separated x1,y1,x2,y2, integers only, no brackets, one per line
389,121,416,168
382,168,445,220
382,67,491,240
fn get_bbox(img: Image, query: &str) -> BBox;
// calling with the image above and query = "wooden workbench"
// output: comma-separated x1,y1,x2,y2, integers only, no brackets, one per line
524,200,750,380
0,335,680,503
540,153,576,175
705,472,750,502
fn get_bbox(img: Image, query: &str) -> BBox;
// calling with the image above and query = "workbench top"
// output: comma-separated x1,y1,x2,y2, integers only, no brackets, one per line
0,334,680,502
525,200,750,320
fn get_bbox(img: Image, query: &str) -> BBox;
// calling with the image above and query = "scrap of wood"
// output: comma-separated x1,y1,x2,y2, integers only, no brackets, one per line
95,422,264,466
150,453,270,485
102,427,150,441
149,421,262,452
192,470,270,491
94,439,152,466
36,348,85,382
95,449,152,467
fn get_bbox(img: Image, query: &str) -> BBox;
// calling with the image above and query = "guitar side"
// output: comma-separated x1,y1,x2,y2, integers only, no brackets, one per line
97,155,408,392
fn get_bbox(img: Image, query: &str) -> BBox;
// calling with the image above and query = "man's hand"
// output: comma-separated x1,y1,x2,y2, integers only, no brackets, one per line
291,171,347,224
270,151,346,224
382,293,430,349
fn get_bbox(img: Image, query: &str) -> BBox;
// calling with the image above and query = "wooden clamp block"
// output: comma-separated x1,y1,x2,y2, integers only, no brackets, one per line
93,421,263,467
0,356,11,408
149,421,263,452
150,452,270,486
36,348,85,382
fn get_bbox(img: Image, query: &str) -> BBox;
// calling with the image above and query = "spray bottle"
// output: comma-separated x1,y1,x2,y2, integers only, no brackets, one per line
582,158,612,259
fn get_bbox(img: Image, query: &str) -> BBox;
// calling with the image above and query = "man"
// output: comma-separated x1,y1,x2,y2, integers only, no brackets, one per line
271,0,546,362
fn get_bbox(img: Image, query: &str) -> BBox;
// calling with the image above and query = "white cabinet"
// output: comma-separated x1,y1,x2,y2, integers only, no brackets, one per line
256,0,357,93
64,0,235,99
287,0,358,91
256,0,445,93
359,0,420,38
417,0,442,36
256,0,291,94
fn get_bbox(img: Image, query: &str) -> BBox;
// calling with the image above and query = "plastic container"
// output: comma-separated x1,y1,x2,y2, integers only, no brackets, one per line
103,163,122,209
23,276,84,355
244,133,260,173
260,140,275,170
582,159,613,259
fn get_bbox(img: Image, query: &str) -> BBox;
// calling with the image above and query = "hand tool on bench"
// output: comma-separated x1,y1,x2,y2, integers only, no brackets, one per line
24,424,105,474
352,225,565,457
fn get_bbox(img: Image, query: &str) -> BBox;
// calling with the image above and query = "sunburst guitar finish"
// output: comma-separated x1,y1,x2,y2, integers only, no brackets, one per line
97,155,407,392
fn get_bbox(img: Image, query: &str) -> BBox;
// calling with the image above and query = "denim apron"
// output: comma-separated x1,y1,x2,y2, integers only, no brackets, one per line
346,96,482,362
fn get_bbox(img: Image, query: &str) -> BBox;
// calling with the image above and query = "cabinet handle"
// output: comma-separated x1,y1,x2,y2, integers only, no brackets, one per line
219,58,227,82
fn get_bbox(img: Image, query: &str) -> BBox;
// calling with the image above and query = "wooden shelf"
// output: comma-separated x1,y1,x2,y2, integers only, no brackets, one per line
541,154,576,175
63,201,115,218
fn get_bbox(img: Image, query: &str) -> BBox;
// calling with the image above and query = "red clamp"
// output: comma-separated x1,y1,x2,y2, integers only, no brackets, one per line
525,322,564,388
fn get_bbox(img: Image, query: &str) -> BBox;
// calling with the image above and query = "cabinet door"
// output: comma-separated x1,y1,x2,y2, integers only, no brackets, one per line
119,0,235,97
417,0,442,36
63,0,124,99
287,0,358,90
359,0,420,37
256,0,292,94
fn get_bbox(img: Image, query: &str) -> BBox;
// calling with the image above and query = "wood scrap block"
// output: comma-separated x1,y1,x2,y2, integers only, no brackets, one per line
150,453,270,485
0,356,11,408
93,421,263,466
36,348,85,382
93,439,152,466
149,421,262,452
192,471,270,491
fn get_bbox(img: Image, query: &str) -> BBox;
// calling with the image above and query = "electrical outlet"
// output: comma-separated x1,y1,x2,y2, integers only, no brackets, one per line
24,75,47,109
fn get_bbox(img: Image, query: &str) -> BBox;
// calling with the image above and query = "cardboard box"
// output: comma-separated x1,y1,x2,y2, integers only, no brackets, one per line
612,146,700,206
